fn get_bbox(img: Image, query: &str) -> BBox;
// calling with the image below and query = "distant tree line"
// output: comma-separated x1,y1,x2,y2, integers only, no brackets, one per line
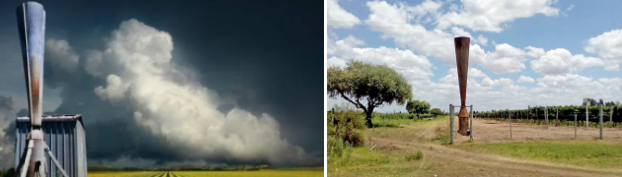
474,105,622,123
86,165,271,172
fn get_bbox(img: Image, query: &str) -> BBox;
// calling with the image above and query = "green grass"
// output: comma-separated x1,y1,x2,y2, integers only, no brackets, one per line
458,141,622,169
372,117,415,128
328,147,434,176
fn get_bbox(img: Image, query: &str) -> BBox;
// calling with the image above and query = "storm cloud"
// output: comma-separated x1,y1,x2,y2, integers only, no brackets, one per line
0,0,322,168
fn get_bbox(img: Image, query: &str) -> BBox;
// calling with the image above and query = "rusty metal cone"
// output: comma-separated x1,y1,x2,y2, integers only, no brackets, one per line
454,37,470,136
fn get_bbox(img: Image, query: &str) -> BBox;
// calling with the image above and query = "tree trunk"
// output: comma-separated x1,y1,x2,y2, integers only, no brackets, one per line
365,111,373,128
365,107,375,128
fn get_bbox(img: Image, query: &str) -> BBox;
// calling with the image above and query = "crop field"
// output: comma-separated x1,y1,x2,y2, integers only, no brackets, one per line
88,170,324,177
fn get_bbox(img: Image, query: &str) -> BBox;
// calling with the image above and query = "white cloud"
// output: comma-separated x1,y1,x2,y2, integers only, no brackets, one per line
437,0,560,32
81,19,312,166
94,74,128,101
328,35,434,81
327,56,347,68
477,35,488,46
562,4,574,17
451,27,472,38
518,75,535,83
470,43,528,74
327,0,361,28
440,67,488,84
585,29,622,71
364,1,528,73
525,46,546,58
531,48,605,75
365,0,455,64
46,39,79,72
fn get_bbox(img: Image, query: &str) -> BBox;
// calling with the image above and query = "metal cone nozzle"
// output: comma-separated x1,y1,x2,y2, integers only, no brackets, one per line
454,36,470,136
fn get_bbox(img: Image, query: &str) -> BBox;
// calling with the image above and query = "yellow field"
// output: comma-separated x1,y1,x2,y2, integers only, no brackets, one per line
88,170,324,177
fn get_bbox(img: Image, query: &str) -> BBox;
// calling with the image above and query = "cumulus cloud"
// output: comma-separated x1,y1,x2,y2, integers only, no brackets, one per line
327,0,361,28
525,46,546,58
14,19,316,167
364,1,528,73
531,48,605,75
327,35,434,81
327,56,348,68
470,43,528,74
440,67,488,84
518,75,535,83
585,29,622,71
46,39,80,72
477,35,488,46
81,19,311,166
437,0,560,32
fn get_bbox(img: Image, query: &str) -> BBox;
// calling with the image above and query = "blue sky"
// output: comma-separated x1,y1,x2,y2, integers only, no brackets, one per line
327,0,622,112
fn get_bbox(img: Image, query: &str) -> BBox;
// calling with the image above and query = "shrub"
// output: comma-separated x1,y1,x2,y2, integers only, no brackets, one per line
329,137,345,157
405,150,423,161
430,108,444,118
328,104,366,148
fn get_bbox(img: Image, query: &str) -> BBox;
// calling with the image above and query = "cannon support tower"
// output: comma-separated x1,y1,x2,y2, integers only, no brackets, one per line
15,2,71,177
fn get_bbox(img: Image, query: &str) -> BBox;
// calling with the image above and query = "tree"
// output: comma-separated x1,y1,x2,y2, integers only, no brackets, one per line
327,61,413,128
583,98,598,106
406,100,430,119
430,108,444,118
0,168,15,177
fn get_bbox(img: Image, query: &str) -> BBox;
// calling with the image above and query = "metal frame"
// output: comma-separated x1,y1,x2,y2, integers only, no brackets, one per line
449,104,473,145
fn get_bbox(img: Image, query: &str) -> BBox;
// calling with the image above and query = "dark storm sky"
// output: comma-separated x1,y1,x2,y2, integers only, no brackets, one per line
0,0,323,166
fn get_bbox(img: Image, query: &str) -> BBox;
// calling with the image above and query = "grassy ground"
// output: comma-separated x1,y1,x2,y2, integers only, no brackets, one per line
328,147,433,177
329,115,622,176
458,141,622,169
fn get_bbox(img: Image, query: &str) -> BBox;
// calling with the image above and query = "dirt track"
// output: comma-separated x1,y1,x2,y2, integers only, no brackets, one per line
364,117,622,177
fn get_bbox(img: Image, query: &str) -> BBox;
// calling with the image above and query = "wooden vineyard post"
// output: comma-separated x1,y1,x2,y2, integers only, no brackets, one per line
470,104,473,141
545,106,549,130
555,107,559,127
535,106,538,124
575,114,577,140
586,103,589,128
449,104,454,145
528,105,531,124
600,102,603,140
509,110,512,140
610,106,614,128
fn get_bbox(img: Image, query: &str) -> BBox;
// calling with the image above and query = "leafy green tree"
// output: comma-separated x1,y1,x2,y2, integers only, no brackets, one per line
430,108,444,118
406,100,430,118
327,61,413,128
583,98,598,106
0,168,14,177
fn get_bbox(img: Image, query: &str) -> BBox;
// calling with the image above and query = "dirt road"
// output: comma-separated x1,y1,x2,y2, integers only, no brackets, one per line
363,117,622,177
